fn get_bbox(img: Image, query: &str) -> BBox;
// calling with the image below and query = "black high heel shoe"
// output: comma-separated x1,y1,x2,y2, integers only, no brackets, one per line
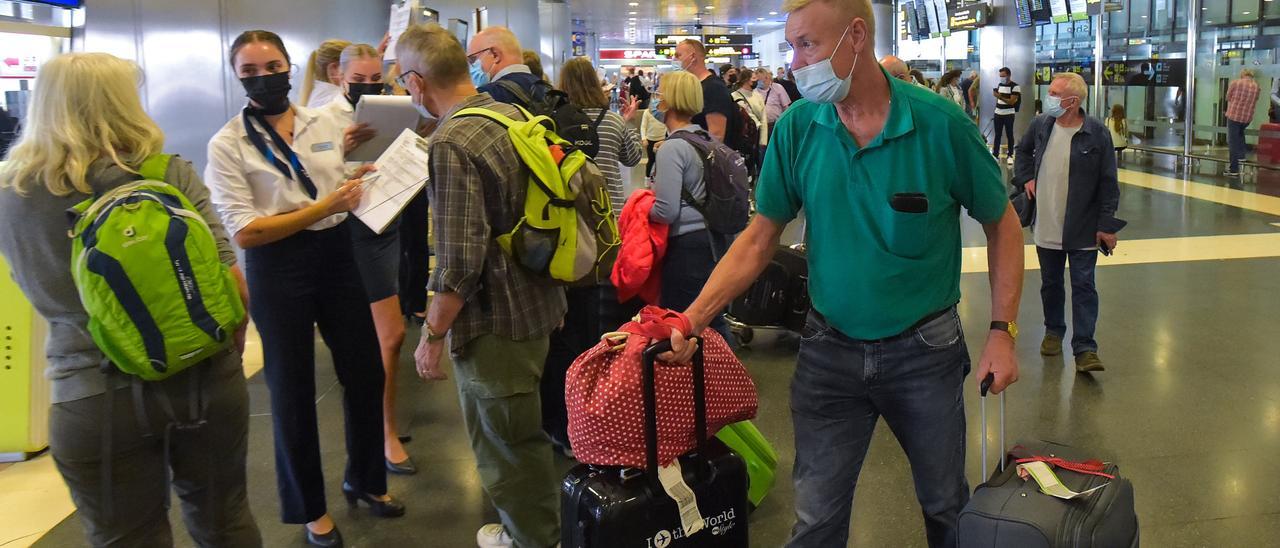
342,482,406,518
303,524,343,547
385,456,418,475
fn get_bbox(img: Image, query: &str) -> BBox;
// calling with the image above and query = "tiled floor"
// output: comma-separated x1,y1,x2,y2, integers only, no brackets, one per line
10,153,1280,547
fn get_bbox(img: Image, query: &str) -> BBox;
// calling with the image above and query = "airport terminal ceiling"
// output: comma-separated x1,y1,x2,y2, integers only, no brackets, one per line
570,0,788,46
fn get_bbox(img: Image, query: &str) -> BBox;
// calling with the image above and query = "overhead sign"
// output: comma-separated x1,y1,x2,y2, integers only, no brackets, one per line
1035,61,1095,85
1015,0,1035,28
1100,59,1187,87
654,34,751,46
948,3,990,32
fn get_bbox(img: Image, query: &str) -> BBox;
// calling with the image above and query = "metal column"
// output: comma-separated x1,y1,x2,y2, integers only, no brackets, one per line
1093,11,1104,117
1184,0,1200,160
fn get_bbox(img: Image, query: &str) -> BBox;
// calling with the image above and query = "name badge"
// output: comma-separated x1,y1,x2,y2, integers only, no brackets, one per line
311,141,335,153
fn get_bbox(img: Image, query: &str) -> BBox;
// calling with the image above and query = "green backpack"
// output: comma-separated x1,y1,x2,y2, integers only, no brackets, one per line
68,154,245,381
454,105,620,285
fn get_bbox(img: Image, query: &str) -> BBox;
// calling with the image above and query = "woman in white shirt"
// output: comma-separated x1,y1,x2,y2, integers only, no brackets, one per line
731,70,766,172
323,43,417,477
204,30,402,547
300,39,350,108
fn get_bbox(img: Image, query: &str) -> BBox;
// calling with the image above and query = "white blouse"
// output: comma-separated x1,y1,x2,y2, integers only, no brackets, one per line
204,104,350,236
306,80,342,109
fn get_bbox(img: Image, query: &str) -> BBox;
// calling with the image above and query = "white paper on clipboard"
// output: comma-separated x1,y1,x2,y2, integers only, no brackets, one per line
348,95,421,162
353,128,430,234
384,1,412,61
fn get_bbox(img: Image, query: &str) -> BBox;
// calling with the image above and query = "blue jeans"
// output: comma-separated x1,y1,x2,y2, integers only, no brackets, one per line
1036,246,1100,355
787,307,971,548
1227,119,1248,172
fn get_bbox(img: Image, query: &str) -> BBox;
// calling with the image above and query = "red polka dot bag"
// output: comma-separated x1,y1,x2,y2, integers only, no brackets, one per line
566,306,758,468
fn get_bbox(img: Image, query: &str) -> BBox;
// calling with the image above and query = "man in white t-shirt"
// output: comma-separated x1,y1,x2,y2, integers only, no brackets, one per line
992,67,1021,165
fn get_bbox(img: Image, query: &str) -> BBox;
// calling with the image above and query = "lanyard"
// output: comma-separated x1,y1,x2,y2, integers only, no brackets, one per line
241,108,318,199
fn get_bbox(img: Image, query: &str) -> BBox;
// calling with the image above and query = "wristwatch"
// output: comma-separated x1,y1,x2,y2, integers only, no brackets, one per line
990,321,1019,341
425,324,448,343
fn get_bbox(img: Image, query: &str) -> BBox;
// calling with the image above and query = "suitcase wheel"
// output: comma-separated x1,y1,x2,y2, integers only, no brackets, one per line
732,326,754,345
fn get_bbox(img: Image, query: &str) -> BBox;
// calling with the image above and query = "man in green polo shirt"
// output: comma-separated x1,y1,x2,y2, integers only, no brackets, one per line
664,0,1025,546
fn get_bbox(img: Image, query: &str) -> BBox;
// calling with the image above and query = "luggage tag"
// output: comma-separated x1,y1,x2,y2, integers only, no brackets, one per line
1017,461,1110,500
657,460,705,535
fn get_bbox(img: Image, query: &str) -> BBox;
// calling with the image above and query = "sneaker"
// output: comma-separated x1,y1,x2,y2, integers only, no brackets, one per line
476,524,514,548
1040,334,1063,356
1075,351,1105,373
1225,170,1241,177
1006,155,1015,166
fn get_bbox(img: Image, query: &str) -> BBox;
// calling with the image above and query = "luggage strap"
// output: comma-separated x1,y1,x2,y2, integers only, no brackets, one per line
1012,451,1116,480
98,363,211,524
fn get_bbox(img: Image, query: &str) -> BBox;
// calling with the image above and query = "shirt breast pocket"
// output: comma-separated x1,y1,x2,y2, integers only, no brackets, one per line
884,193,931,258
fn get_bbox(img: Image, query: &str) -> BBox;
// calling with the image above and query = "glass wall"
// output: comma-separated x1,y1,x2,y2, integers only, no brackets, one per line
1014,0,1280,168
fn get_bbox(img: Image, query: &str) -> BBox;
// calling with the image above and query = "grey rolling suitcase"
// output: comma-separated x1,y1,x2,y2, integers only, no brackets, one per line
957,375,1139,547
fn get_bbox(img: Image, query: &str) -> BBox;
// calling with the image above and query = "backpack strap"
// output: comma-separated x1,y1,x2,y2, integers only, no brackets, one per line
85,251,168,371
137,154,173,181
496,79,536,109
668,131,713,212
591,108,609,130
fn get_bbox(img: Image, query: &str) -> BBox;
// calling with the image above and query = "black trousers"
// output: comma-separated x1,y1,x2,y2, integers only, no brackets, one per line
661,230,733,343
645,140,661,178
992,113,1016,157
244,222,386,524
541,284,643,448
398,190,431,317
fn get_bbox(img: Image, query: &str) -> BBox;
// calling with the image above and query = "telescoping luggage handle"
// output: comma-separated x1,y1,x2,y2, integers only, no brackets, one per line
979,372,1006,480
641,340,710,487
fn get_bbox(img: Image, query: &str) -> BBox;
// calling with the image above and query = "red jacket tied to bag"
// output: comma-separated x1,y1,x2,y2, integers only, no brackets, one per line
566,306,758,468
611,189,668,305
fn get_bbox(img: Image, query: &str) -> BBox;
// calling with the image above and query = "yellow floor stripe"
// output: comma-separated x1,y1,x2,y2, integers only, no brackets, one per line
1118,169,1280,217
961,233,1280,273
0,455,75,548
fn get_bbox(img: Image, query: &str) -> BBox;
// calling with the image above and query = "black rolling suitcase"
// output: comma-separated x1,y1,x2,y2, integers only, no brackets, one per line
727,244,809,339
958,376,1139,547
560,341,750,548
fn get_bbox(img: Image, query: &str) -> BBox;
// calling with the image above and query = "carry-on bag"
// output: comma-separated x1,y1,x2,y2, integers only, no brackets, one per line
561,340,750,548
727,244,809,342
957,375,1139,547
714,420,778,511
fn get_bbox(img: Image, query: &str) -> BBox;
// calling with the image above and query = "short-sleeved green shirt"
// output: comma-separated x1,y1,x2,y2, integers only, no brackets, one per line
755,68,1009,340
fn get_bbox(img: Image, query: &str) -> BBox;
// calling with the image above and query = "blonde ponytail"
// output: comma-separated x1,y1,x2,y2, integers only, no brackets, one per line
299,39,350,105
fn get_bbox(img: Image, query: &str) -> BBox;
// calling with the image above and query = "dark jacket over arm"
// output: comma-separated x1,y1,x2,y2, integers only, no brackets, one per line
1012,112,1127,250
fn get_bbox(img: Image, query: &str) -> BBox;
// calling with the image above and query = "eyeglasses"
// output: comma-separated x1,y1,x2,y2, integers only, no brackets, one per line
396,69,422,88
466,47,495,64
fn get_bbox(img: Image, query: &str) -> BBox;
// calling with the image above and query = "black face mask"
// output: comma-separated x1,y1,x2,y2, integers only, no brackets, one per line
240,72,291,115
346,82,384,107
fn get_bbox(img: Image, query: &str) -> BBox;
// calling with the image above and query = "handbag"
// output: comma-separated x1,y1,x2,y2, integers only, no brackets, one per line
565,306,758,468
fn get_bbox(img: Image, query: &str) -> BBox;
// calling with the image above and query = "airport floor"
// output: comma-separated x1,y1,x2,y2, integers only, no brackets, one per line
6,152,1280,547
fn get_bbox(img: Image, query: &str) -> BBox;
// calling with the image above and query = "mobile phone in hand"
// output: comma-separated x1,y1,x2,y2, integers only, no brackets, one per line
1099,242,1112,256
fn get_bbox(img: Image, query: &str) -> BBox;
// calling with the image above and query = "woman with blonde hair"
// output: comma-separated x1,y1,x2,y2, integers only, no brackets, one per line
649,70,734,343
301,38,351,107
0,52,261,547
323,43,417,475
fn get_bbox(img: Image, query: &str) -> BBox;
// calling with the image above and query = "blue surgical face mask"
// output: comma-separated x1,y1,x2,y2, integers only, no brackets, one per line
470,58,490,87
1044,94,1067,118
792,25,857,104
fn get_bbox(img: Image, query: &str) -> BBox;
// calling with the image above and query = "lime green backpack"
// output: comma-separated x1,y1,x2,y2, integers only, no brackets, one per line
454,106,620,285
68,154,245,381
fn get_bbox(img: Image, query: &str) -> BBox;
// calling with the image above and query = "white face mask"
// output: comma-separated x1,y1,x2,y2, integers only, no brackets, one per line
792,25,857,104
408,77,437,121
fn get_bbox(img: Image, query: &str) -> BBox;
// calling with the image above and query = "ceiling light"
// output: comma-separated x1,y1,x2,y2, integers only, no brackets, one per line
706,5,714,9
757,17,764,21
769,11,778,15
1243,10,1252,14
629,11,636,14
629,17,636,20
629,1,638,5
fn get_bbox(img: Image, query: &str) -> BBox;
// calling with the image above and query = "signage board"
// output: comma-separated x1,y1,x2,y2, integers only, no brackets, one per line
1100,59,1187,86
948,2,989,32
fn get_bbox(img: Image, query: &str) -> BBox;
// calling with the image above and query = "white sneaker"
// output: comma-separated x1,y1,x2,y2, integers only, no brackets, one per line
476,524,514,548
1006,155,1015,166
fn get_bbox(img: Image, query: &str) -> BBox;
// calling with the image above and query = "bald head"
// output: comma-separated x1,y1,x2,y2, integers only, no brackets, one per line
468,26,523,78
880,55,909,81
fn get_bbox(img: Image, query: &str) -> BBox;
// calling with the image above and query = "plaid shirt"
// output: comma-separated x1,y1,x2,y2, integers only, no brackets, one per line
1226,77,1260,124
427,93,566,349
